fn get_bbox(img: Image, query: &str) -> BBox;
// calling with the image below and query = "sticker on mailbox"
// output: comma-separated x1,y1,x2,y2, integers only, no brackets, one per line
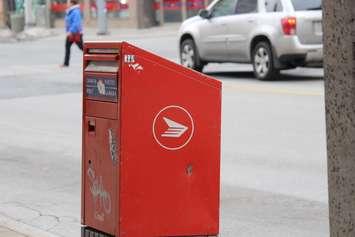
86,76,118,102
153,105,194,151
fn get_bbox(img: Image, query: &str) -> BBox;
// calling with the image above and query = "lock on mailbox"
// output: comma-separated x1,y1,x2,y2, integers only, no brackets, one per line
82,42,222,237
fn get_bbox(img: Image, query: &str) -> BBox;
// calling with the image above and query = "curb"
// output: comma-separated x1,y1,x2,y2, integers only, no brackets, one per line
0,215,60,237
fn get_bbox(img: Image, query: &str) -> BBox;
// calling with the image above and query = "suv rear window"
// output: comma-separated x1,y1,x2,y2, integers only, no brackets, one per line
235,0,258,14
291,0,321,11
265,0,283,12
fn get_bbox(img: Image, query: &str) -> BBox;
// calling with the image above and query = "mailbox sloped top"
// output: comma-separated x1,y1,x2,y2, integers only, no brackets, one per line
121,42,222,90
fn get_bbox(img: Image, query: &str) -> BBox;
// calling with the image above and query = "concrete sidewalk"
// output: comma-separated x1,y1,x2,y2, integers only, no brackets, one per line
0,226,27,237
0,215,59,237
0,23,180,43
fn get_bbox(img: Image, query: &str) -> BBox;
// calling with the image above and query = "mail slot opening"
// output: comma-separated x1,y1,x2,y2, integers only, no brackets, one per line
88,48,120,54
85,61,119,73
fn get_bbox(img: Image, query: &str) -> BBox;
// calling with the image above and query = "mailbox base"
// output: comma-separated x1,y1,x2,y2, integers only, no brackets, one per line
81,226,218,237
82,227,114,237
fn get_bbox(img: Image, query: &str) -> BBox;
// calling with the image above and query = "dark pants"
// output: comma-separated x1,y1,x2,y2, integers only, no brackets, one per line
64,34,83,66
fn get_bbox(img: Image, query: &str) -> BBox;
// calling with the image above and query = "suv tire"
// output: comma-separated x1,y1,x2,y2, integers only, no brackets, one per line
252,41,279,80
180,38,204,72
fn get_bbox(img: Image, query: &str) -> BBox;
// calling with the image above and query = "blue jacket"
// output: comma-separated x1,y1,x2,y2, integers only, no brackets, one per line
65,5,82,34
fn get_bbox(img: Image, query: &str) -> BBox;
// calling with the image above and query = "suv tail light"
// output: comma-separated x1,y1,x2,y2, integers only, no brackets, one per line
281,17,297,35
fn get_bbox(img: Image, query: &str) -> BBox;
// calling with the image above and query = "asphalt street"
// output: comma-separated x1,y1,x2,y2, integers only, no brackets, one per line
0,26,328,237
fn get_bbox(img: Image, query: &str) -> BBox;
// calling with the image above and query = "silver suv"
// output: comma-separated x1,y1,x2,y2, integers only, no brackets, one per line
178,0,323,80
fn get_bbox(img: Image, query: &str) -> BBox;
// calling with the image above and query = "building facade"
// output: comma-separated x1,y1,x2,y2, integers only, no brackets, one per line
50,0,213,27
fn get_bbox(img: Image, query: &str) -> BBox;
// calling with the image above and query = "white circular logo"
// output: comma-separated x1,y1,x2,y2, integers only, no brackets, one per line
152,105,194,151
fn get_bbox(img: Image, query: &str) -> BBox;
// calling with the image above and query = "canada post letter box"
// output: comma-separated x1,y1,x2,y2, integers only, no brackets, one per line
82,42,222,237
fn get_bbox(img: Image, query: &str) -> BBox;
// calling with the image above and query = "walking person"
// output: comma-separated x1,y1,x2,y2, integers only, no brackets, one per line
62,0,83,67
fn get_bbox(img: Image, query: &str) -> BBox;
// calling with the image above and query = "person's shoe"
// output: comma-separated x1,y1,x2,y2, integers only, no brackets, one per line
60,64,69,68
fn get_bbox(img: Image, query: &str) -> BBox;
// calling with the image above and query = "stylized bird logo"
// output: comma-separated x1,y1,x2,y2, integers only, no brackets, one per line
161,117,188,138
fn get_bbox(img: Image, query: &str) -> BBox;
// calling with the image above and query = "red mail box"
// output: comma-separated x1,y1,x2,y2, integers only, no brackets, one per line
82,42,222,237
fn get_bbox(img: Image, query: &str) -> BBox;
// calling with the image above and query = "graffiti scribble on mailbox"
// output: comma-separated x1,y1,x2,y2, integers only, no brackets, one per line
108,128,118,164
87,166,112,221
128,63,144,72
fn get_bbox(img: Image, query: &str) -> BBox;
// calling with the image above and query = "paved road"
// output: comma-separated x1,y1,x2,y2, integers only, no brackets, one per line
0,26,328,237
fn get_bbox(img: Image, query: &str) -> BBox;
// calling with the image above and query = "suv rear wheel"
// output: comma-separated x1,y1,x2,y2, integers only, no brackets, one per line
252,41,279,80
180,38,204,72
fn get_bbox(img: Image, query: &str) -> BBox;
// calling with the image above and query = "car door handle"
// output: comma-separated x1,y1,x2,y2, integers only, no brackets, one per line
248,19,255,23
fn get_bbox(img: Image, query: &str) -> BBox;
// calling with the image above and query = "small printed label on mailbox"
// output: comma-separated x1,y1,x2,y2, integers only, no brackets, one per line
86,77,118,102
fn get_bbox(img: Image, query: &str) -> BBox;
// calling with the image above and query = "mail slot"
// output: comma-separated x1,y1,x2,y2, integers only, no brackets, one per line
82,41,222,237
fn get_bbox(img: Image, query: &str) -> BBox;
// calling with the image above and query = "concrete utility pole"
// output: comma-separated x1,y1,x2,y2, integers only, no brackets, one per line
44,0,53,28
181,0,187,21
130,0,156,29
324,0,355,236
83,0,91,26
96,0,107,34
158,0,164,25
24,0,35,26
